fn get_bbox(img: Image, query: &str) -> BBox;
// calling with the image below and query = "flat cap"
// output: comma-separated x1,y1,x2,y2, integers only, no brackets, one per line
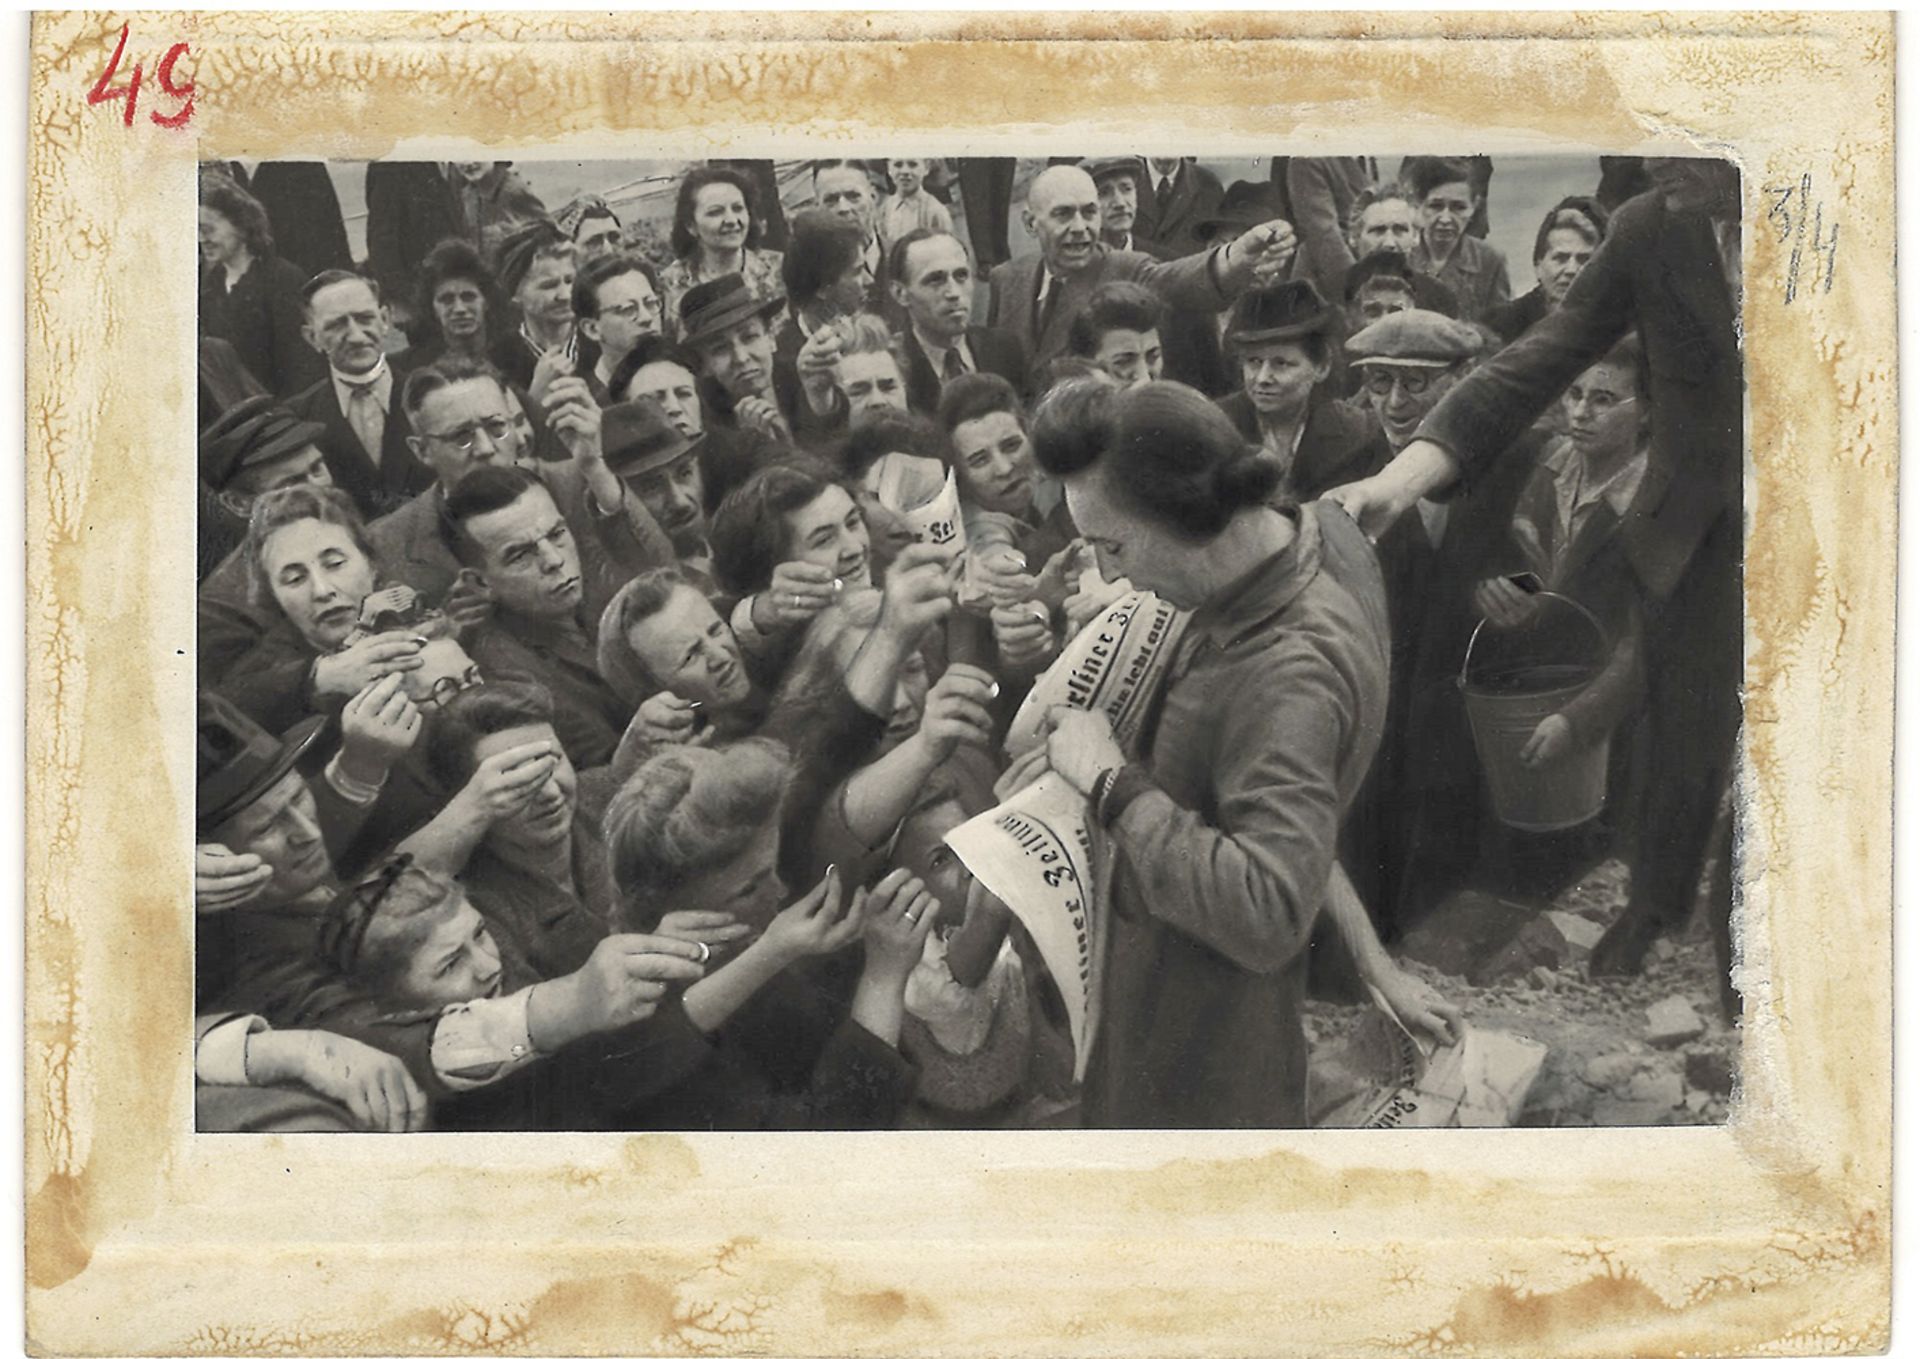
1344,308,1484,368
1081,156,1141,185
199,394,327,490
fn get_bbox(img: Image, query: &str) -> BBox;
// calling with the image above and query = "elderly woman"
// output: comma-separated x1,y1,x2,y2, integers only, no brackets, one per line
199,178,322,398
1483,196,1610,346
1213,279,1386,499
602,740,937,1130
489,222,579,399
411,238,503,366
1404,155,1512,325
1010,379,1454,1127
658,165,787,331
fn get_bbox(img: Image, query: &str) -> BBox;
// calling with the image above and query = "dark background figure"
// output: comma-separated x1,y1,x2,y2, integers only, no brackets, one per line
244,161,353,278
956,158,1017,268
364,162,468,342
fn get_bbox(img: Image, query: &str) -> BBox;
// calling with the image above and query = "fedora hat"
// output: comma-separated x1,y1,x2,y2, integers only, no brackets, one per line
1194,179,1285,242
199,394,327,491
677,273,786,350
1225,278,1337,346
601,398,697,478
197,692,326,833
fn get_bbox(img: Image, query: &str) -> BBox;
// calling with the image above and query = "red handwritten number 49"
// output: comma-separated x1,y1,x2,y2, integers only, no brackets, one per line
88,23,193,129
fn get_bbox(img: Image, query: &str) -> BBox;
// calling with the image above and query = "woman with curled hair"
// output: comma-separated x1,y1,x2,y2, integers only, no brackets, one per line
1012,378,1457,1127
199,177,322,397
600,739,938,1130
412,238,504,366
707,458,875,676
658,165,786,333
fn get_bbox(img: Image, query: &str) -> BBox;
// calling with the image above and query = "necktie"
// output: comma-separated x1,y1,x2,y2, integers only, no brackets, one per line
345,382,383,462
942,346,967,382
1154,174,1174,218
1035,277,1059,343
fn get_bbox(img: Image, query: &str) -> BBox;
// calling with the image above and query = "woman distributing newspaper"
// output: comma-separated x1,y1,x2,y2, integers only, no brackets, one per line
998,379,1460,1127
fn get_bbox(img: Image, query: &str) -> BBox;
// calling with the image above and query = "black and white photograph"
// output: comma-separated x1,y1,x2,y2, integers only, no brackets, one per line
192,149,1744,1134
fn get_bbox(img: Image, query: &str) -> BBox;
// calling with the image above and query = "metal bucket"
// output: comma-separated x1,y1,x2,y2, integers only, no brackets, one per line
1457,591,1611,832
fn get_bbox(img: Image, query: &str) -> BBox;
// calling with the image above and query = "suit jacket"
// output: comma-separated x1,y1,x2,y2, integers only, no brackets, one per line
903,325,1027,414
1419,190,1742,601
468,610,631,770
987,244,1234,391
200,254,324,398
1282,157,1377,305
290,355,433,521
1132,160,1225,260
1409,234,1512,326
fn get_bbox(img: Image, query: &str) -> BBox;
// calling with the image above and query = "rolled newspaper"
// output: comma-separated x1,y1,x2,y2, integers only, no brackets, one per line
1005,589,1189,758
943,771,1101,1080
875,452,966,570
945,589,1191,1080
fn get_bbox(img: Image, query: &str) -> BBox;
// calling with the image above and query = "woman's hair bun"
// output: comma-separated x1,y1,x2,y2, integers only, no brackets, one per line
1211,449,1284,511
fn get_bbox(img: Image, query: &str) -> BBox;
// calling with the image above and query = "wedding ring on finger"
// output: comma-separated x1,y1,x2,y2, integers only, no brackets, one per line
695,941,711,965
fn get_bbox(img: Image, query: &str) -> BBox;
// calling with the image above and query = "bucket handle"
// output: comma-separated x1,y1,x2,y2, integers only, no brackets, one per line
1460,589,1608,688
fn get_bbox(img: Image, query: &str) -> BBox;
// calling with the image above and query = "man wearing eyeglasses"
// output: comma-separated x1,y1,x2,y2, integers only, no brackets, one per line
367,356,675,628
573,255,667,407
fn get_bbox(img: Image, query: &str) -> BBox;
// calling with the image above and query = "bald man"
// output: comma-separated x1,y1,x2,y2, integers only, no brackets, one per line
988,164,1298,390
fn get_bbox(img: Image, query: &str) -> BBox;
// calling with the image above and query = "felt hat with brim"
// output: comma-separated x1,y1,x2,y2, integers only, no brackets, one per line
1195,179,1285,242
602,399,697,478
677,273,786,350
1345,308,1485,368
1225,278,1337,346
197,692,326,833
199,394,327,491
1081,155,1141,186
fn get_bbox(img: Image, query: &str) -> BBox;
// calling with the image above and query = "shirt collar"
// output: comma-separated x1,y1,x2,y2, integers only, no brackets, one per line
1185,505,1322,653
333,355,391,393
1546,437,1647,521
914,327,974,368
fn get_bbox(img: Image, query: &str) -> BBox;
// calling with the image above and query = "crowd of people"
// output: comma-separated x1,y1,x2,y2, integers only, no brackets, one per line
194,152,1743,1132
